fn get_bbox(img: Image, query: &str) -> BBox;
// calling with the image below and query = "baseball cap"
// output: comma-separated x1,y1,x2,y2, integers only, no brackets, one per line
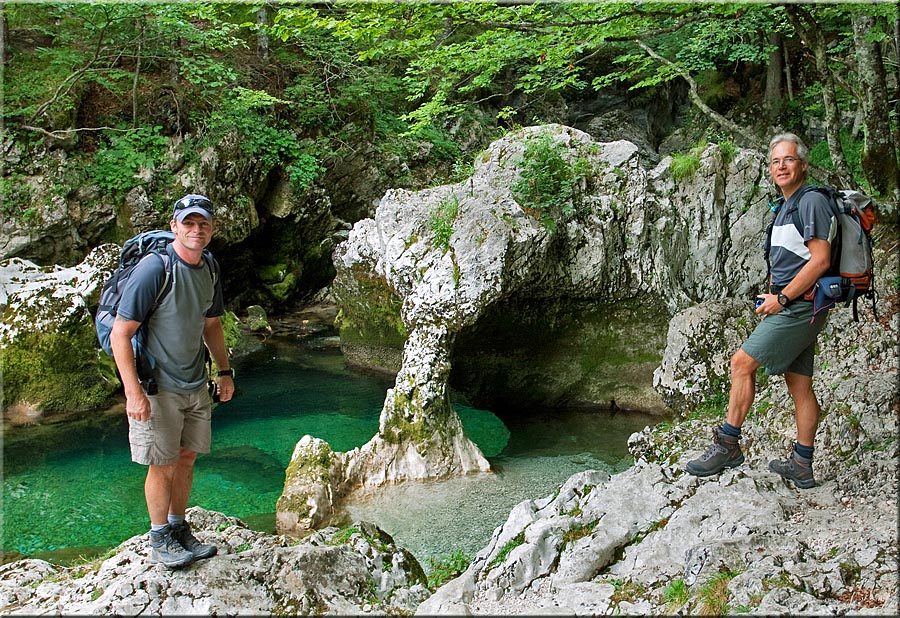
173,194,215,222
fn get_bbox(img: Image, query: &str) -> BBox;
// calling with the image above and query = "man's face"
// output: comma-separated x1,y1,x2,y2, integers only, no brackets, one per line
171,213,214,251
769,141,808,195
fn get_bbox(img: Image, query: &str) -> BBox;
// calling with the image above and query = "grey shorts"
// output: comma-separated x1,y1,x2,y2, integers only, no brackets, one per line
129,388,212,465
741,301,829,377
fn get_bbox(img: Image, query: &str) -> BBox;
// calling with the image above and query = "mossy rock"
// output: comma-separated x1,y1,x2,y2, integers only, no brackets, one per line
333,266,408,349
1,326,119,415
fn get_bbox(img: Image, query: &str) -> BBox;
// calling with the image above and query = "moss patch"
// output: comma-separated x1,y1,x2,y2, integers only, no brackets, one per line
334,266,408,349
380,389,450,446
2,327,118,413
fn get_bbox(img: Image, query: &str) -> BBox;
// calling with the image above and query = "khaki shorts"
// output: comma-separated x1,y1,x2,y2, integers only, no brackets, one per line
129,388,212,465
741,301,829,377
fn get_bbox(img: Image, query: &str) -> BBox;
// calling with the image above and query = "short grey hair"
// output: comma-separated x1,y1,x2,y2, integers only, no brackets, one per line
769,133,809,162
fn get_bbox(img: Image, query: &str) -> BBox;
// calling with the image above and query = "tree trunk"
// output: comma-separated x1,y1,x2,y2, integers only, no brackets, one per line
257,5,271,63
764,32,784,123
1,6,8,67
894,5,900,165
636,41,762,149
785,6,852,185
782,38,794,101
852,14,899,200
132,19,144,128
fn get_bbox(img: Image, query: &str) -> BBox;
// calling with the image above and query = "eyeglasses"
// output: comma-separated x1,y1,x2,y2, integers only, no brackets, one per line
173,195,215,215
769,156,800,167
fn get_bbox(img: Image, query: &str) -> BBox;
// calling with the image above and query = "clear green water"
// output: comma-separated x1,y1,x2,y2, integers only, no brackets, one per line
2,337,657,567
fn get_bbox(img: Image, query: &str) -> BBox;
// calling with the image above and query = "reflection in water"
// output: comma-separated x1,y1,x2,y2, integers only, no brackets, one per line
2,337,657,568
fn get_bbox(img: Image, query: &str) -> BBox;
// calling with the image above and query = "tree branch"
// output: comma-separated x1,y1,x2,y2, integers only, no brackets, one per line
635,40,762,149
20,125,133,139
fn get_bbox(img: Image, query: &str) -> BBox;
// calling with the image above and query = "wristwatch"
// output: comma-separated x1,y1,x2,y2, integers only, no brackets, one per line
217,368,235,378
777,293,790,307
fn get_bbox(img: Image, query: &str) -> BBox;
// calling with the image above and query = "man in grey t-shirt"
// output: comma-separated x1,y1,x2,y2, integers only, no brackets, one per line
685,133,834,489
111,194,235,568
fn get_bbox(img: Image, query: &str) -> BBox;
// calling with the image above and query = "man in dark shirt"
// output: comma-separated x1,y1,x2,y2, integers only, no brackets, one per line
111,194,235,567
685,133,834,489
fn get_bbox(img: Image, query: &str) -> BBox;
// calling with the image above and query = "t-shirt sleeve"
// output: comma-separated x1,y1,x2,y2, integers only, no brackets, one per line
116,254,168,322
798,191,836,244
205,256,225,318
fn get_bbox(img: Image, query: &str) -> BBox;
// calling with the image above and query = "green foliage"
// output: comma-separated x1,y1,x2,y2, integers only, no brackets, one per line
670,152,702,182
6,1,892,219
697,568,739,615
670,142,708,181
220,310,243,354
449,159,476,184
708,130,738,165
562,520,598,544
663,578,690,611
204,101,302,174
426,549,472,590
609,578,648,604
807,130,866,189
695,391,729,418
430,194,460,252
5,2,245,133
511,133,584,232
1,43,86,122
328,527,363,546
489,532,525,570
1,174,36,222
87,127,168,194
286,154,326,194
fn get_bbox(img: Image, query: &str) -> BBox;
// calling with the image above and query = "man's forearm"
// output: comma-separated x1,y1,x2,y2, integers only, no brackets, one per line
110,322,143,395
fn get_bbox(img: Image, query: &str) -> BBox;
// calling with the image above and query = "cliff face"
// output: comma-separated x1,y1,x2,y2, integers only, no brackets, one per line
332,125,775,416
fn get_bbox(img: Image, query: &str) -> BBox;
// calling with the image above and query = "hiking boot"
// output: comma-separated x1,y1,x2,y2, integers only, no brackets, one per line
171,520,217,560
150,525,194,569
768,451,816,489
685,428,745,477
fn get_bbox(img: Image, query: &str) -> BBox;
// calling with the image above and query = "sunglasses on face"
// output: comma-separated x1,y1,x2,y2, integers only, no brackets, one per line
174,195,215,215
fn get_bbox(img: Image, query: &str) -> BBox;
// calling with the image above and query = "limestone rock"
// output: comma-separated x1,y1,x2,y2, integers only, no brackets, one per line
418,233,898,616
0,508,429,616
0,246,118,345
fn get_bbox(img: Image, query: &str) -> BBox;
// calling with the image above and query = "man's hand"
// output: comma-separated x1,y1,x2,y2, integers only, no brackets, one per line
755,293,781,317
126,389,152,421
215,375,235,402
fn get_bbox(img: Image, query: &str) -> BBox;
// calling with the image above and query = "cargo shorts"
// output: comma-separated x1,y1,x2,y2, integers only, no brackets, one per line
128,387,212,465
741,301,829,377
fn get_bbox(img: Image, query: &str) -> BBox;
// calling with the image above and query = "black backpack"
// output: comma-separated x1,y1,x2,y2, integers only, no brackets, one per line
95,231,218,381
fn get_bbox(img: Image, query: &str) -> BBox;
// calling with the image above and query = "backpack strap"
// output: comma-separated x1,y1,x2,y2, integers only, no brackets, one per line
201,250,220,287
134,250,174,379
763,196,784,283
